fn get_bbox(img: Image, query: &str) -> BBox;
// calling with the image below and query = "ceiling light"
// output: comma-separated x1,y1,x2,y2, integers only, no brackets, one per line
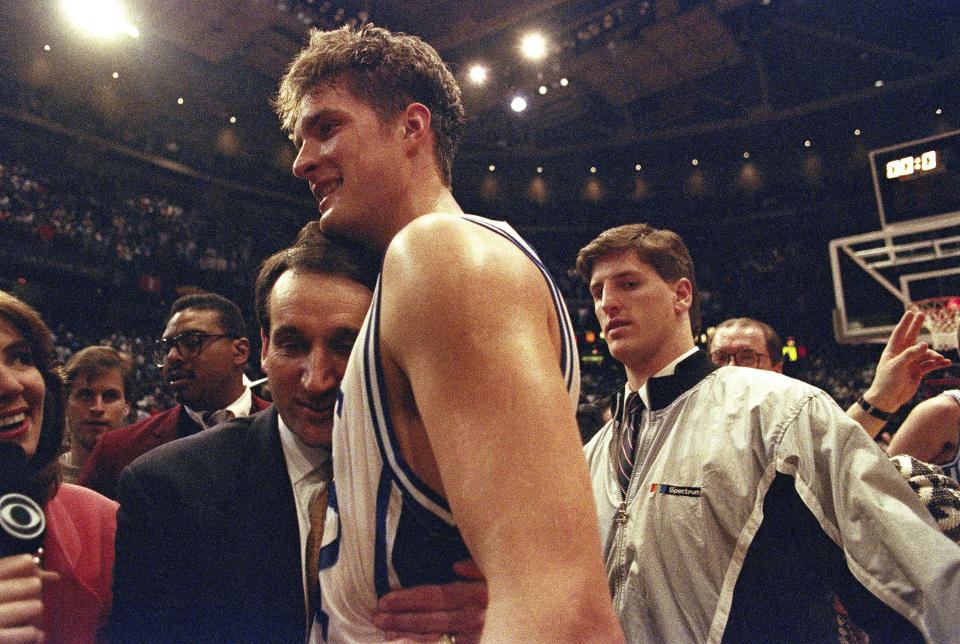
936,108,943,115
521,33,547,60
62,0,139,38
873,79,884,88
537,167,543,173
538,85,547,95
854,129,861,136
488,165,496,172
635,164,642,171
43,45,51,51
177,97,184,105
229,116,237,123
559,77,569,87
510,96,527,112
804,140,811,147
111,71,118,79
590,166,597,174
468,65,488,85
743,152,749,159
691,159,698,166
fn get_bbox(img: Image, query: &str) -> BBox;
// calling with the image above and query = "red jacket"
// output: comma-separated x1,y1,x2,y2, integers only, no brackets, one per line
42,483,118,644
78,396,270,500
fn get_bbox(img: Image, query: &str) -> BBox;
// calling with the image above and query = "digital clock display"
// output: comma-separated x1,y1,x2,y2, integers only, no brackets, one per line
870,130,960,227
885,150,937,179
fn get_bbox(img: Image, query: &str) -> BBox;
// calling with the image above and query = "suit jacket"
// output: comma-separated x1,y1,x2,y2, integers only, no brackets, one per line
106,407,306,643
42,483,118,644
78,395,270,500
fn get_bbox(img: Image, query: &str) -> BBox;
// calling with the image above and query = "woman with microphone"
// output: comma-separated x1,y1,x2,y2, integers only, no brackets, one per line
0,291,117,643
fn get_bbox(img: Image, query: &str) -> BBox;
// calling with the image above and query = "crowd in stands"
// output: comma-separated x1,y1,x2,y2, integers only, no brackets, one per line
2,153,955,434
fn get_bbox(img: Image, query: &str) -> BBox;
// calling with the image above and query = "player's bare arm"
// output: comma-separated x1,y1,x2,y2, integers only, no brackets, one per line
377,214,624,642
888,395,960,463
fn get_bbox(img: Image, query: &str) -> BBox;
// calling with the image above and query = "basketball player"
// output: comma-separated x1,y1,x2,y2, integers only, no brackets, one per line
276,25,623,642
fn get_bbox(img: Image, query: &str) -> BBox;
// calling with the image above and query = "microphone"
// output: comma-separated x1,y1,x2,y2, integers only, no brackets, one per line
0,442,46,557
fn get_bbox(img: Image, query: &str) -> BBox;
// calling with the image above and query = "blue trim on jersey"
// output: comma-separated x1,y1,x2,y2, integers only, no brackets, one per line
317,484,340,570
359,216,579,572
373,467,394,598
458,215,577,391
364,283,451,513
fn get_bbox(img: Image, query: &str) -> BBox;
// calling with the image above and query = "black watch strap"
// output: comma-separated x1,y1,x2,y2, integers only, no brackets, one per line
857,396,893,421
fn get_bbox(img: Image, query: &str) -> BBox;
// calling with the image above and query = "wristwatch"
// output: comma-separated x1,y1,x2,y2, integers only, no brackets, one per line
856,395,894,421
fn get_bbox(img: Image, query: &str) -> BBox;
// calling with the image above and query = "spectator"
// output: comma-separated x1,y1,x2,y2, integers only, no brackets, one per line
59,346,135,484
78,293,269,499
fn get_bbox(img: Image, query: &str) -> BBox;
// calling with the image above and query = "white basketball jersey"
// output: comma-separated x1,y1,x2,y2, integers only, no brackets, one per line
313,215,580,642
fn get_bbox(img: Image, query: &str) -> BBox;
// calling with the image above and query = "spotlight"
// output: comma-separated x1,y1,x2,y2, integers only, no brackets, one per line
521,33,547,60
62,0,139,38
538,85,547,95
468,65,488,85
510,96,528,112
559,77,569,87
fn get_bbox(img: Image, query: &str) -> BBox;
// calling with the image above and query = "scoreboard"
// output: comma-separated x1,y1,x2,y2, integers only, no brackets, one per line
870,130,960,228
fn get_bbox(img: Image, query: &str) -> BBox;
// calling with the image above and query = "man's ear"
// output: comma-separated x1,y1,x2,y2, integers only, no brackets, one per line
673,278,693,315
233,336,251,365
400,103,431,147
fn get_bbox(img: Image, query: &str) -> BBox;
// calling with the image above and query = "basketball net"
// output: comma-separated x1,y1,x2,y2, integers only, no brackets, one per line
912,297,960,352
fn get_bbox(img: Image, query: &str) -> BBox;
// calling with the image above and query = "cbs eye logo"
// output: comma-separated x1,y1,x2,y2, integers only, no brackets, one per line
0,493,45,541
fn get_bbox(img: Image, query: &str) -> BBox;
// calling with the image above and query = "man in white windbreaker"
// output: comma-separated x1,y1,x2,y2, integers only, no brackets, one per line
575,222,960,643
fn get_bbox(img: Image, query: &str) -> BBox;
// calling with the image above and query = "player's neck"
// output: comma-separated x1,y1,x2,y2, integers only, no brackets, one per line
377,186,463,251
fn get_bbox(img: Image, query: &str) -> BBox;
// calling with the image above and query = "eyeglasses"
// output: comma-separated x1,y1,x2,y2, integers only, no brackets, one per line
153,331,234,366
710,349,769,368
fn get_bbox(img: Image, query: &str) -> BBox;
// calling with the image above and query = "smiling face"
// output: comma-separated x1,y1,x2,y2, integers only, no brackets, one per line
66,368,130,452
261,269,371,447
0,316,45,459
589,248,693,384
291,79,408,249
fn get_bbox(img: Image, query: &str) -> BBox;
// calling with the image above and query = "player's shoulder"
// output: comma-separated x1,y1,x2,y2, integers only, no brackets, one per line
391,213,516,256
916,392,960,421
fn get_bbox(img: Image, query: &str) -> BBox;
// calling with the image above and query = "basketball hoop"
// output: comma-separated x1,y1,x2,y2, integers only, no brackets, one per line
911,296,960,352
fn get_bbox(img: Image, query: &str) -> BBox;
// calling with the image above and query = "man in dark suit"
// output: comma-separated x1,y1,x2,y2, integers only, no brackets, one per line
79,293,269,499
108,231,486,642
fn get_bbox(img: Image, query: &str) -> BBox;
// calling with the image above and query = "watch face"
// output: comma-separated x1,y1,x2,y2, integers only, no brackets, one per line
871,131,960,227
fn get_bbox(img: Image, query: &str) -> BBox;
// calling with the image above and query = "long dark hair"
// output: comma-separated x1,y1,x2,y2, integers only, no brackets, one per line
0,291,64,505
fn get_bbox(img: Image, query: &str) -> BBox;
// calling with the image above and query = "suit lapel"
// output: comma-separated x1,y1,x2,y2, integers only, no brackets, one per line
232,409,306,635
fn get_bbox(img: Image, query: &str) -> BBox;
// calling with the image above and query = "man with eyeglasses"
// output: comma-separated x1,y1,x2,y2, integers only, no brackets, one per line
708,314,950,439
78,293,269,499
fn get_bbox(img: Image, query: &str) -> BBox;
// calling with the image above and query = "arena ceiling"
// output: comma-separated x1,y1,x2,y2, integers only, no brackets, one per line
1,0,959,200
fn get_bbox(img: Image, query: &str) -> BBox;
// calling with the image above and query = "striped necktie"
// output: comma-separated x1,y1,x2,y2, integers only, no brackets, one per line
616,392,645,498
